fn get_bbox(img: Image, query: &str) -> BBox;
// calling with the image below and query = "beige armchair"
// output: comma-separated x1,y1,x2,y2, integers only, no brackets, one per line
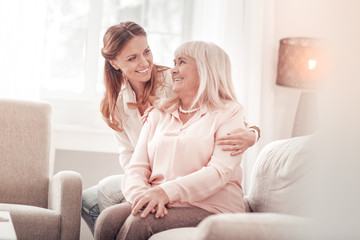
0,99,82,240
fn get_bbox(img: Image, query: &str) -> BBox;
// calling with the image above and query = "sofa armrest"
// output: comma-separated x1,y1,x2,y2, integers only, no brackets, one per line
196,213,311,240
48,170,82,240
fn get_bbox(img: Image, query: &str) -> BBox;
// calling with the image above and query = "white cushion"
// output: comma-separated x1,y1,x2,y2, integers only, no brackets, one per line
196,213,310,240
247,136,312,215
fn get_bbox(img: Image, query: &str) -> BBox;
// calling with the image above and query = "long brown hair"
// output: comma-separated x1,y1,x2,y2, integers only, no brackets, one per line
100,21,167,131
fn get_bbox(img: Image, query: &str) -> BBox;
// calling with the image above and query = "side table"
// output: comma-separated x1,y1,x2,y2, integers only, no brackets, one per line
0,211,17,240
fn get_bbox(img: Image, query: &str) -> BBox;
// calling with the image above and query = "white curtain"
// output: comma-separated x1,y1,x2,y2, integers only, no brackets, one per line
0,0,47,100
190,0,245,103
190,0,273,193
242,0,276,191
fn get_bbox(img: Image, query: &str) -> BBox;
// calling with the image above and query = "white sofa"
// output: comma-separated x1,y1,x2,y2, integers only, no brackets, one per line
150,136,313,240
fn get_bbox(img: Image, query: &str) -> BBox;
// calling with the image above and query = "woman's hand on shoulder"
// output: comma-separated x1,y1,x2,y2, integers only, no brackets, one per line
131,186,169,219
216,128,256,156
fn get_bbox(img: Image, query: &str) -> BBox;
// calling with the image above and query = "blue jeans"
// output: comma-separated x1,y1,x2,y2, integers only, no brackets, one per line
82,175,125,234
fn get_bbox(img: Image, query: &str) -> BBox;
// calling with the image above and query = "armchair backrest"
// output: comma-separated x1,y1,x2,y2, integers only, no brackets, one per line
0,99,51,208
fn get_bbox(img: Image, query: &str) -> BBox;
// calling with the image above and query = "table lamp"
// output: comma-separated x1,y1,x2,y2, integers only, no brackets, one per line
276,37,324,137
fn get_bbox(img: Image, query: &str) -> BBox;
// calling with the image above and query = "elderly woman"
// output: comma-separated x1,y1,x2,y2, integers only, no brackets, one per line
94,41,246,240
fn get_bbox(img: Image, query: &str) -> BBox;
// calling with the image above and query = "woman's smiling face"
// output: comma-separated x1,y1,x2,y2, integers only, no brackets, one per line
110,35,153,84
171,55,200,100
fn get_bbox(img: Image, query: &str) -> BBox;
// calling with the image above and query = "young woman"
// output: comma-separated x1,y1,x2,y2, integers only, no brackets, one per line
94,40,247,240
82,22,259,234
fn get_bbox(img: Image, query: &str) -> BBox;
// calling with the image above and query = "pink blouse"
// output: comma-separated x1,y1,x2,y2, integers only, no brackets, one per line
121,102,245,214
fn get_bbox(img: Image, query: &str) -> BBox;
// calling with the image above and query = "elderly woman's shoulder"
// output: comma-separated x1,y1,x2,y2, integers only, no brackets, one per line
224,101,244,113
211,102,244,121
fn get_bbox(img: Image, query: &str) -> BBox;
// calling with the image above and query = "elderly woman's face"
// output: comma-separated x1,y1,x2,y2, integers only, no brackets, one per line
171,55,200,99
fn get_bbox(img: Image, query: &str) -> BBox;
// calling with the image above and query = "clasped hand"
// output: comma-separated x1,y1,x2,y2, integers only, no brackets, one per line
217,128,256,156
132,186,170,219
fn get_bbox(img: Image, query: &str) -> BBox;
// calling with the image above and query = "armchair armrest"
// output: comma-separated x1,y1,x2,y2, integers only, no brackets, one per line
48,170,82,240
196,213,311,240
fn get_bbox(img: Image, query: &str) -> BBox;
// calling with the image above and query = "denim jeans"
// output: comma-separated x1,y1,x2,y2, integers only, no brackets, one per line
82,174,125,235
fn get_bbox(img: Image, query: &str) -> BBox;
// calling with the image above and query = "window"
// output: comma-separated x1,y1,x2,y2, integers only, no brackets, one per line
41,0,192,100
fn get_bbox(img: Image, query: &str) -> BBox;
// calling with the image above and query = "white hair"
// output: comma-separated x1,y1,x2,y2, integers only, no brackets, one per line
160,41,238,112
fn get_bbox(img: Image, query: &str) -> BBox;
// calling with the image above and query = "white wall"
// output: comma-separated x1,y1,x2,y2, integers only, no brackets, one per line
272,2,360,238
53,149,123,240
269,0,338,140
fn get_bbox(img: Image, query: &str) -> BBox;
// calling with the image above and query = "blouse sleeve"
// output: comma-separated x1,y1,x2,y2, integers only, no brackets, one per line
113,130,134,172
120,114,156,203
159,105,246,203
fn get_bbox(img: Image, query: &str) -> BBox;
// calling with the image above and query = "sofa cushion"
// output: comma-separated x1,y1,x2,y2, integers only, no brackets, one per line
196,213,310,240
247,136,312,215
149,227,198,240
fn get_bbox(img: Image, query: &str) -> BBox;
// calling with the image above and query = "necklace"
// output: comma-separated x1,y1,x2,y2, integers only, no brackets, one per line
178,105,201,114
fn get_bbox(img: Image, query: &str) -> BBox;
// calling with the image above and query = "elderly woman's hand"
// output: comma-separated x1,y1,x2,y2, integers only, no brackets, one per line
216,128,256,156
132,186,169,219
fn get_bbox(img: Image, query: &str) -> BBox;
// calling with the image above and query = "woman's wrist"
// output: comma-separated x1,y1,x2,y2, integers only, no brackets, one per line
249,125,261,142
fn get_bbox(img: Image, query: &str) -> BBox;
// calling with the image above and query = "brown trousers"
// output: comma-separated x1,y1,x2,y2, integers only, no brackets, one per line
94,202,213,240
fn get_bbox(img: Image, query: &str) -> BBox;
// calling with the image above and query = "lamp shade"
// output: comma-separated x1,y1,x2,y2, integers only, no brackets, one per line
276,37,323,89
